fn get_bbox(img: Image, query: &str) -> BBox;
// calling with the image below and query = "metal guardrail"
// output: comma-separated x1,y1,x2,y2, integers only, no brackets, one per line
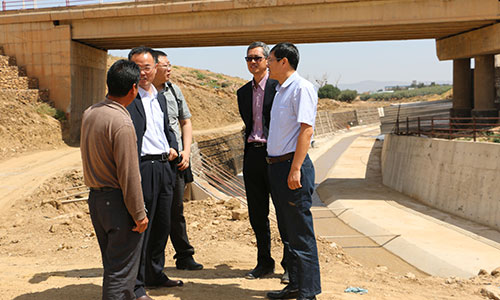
394,116,500,142
1,0,129,11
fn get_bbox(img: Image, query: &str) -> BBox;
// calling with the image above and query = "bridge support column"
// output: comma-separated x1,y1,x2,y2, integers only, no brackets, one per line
451,58,473,118
69,41,107,142
472,54,498,118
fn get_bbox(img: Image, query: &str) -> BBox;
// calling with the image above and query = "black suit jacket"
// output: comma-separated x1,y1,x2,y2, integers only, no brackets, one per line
237,77,278,151
127,91,179,160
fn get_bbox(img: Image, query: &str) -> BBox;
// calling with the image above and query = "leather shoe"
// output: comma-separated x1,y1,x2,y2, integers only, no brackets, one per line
147,279,184,289
245,265,274,279
136,295,154,300
266,285,299,299
176,256,203,270
280,269,289,284
297,297,316,300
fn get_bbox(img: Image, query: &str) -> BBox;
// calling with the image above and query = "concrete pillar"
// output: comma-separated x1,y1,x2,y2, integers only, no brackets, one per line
69,41,107,142
451,58,473,117
472,54,498,118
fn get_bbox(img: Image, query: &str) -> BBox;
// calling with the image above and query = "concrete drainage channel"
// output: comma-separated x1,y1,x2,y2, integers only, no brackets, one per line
310,127,426,276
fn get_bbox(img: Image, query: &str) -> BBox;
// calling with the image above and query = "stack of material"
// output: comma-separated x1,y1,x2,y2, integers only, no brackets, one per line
379,99,452,134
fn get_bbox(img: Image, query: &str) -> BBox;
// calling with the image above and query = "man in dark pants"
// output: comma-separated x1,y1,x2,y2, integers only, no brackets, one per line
152,50,203,271
265,43,321,300
237,41,289,283
127,46,183,300
81,59,149,300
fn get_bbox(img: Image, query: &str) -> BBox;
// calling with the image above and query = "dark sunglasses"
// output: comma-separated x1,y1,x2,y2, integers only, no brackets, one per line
245,56,264,62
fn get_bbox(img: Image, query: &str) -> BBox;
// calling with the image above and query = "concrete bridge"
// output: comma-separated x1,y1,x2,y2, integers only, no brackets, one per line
0,0,499,137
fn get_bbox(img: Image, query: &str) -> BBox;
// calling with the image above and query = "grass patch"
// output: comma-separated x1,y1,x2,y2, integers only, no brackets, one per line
36,103,66,120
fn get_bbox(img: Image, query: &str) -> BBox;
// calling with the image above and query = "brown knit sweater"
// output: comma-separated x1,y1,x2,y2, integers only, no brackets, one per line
80,98,146,221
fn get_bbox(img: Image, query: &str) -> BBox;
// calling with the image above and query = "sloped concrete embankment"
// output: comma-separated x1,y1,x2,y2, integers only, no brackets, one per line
381,134,500,231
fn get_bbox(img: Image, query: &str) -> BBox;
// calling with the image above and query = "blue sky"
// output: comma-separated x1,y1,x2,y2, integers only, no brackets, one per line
110,39,452,92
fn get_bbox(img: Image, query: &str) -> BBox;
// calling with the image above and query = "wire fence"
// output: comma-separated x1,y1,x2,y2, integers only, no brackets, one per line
393,116,500,142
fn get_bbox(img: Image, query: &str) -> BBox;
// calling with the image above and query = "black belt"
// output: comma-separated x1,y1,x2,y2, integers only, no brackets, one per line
141,153,169,162
248,142,266,148
90,187,119,192
266,152,294,165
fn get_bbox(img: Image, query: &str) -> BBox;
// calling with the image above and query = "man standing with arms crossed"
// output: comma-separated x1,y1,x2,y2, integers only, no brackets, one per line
127,46,183,300
237,41,289,282
265,42,321,300
81,59,148,300
152,50,203,271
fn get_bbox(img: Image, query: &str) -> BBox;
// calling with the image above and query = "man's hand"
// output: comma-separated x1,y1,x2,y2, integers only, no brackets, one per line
177,150,190,171
168,148,178,162
132,216,149,233
287,168,302,190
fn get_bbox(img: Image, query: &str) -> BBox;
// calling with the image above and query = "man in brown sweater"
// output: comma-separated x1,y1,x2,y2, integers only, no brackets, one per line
81,59,149,300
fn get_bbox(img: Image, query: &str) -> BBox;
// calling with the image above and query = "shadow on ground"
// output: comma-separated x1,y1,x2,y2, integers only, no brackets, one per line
164,264,282,281
148,281,266,300
29,268,102,284
13,284,101,300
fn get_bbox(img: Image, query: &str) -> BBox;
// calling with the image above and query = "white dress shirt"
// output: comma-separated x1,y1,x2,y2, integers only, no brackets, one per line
139,85,170,156
267,72,317,157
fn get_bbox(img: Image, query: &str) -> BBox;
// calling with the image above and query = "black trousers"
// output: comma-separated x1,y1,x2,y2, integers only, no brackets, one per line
88,189,143,300
170,171,195,260
243,145,289,270
135,160,175,298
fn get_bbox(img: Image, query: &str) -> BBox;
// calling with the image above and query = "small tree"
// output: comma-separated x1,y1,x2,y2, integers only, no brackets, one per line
318,84,341,99
338,89,357,102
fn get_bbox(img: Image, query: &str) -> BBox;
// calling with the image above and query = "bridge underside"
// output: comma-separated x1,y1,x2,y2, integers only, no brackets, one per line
78,21,494,49
0,0,499,139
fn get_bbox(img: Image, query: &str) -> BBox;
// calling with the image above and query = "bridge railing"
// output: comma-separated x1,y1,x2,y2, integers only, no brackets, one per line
1,0,130,11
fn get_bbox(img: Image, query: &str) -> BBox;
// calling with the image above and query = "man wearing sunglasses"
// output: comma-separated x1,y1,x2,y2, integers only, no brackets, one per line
237,41,289,283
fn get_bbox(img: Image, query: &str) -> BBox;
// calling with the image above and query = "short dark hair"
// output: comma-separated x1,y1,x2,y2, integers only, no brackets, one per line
152,50,167,62
128,46,155,62
270,42,299,70
107,59,140,97
247,41,269,58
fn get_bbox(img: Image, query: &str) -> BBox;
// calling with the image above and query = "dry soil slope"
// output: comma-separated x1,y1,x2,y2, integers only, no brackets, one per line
0,90,63,161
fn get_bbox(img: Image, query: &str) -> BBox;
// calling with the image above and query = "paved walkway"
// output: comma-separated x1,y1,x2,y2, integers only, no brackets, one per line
312,126,500,277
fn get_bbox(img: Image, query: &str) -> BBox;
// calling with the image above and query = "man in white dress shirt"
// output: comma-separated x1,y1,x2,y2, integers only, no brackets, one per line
265,42,321,300
127,46,183,300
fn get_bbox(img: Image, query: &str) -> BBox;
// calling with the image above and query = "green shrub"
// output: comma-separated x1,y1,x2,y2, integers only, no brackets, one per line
318,84,341,99
36,103,66,120
360,94,371,101
338,89,357,102
193,70,206,80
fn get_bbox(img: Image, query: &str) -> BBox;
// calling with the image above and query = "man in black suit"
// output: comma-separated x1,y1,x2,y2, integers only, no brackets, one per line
237,41,289,283
127,46,183,300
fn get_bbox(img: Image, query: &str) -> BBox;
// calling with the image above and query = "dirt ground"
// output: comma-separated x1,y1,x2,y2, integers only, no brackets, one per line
2,55,497,299
1,148,500,300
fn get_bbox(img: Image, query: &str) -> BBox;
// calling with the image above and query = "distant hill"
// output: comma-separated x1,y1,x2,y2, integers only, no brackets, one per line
338,80,452,93
108,55,247,132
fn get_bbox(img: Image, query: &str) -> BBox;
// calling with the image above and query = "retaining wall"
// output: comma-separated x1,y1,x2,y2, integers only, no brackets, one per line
381,134,500,231
195,107,381,175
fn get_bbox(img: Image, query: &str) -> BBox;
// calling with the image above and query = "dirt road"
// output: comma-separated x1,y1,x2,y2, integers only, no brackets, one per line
0,146,81,211
0,142,499,300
